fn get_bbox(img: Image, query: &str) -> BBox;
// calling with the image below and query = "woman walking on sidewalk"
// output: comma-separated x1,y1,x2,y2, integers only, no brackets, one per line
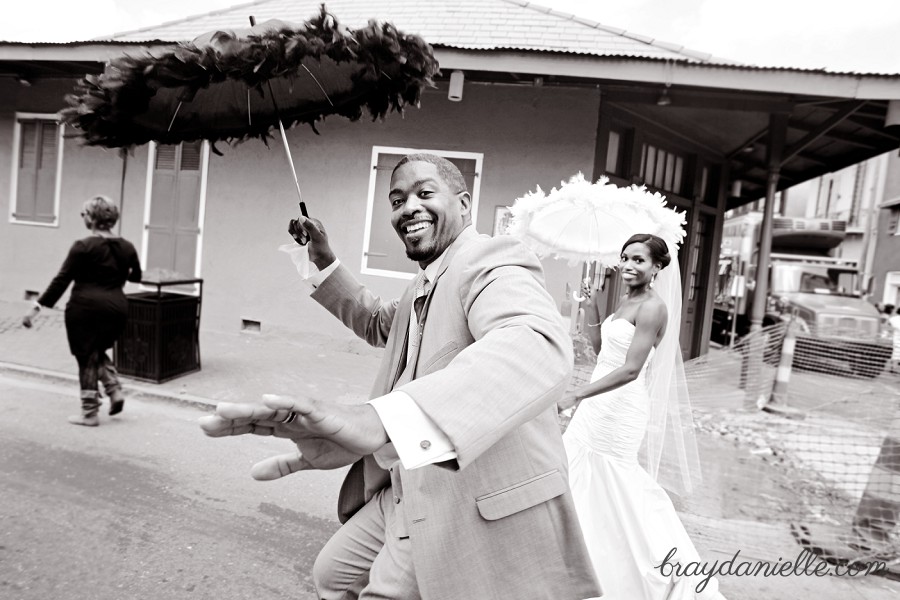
22,195,142,426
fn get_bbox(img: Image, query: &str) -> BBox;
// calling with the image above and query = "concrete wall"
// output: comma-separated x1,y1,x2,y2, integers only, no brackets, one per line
1,78,597,341
872,152,900,304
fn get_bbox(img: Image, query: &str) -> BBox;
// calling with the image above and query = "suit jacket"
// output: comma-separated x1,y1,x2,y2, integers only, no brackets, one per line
312,227,600,600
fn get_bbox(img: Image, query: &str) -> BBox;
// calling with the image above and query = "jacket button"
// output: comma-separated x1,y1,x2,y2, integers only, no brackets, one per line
420,440,431,450
394,497,401,504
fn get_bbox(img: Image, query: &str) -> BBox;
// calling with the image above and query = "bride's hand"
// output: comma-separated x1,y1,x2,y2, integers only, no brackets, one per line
558,391,579,411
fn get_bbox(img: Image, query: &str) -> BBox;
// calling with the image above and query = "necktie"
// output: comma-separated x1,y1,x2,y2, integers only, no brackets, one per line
399,272,431,379
414,272,431,323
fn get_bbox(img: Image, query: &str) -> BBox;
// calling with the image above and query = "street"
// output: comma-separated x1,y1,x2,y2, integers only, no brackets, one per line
0,374,346,600
5,369,900,599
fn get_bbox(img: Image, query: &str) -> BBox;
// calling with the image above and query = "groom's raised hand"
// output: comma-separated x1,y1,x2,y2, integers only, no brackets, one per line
288,215,336,270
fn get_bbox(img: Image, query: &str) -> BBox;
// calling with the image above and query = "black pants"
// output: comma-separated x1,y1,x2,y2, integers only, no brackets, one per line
65,302,126,397
75,350,121,397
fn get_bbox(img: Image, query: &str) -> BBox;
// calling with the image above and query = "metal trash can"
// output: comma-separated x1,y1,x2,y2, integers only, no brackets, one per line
115,278,203,383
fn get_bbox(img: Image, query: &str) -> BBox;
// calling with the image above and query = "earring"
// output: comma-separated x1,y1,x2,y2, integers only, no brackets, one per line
649,273,657,288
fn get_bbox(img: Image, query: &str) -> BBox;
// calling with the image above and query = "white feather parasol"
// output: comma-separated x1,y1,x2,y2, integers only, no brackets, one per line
505,173,687,264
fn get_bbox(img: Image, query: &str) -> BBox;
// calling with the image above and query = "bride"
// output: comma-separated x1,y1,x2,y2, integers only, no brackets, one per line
561,233,726,600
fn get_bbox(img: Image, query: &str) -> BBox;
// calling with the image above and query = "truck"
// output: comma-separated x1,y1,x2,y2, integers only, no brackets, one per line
711,212,893,378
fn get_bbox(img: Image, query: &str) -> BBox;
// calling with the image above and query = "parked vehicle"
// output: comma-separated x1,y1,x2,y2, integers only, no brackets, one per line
712,213,892,377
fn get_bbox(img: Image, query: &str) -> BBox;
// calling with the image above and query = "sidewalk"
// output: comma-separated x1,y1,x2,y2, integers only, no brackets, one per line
0,299,381,409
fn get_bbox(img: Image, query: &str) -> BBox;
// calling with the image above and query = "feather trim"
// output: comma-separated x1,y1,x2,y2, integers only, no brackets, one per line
61,5,439,149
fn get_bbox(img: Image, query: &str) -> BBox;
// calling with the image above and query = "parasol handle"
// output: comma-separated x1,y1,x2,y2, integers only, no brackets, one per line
247,15,304,206
277,118,304,203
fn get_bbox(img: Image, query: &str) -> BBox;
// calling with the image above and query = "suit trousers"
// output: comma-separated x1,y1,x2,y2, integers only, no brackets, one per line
313,485,420,600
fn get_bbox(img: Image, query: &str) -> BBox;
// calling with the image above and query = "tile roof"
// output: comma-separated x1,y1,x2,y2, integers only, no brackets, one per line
103,0,729,64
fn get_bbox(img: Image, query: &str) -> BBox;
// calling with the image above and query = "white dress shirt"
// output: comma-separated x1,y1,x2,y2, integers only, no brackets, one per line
303,253,456,470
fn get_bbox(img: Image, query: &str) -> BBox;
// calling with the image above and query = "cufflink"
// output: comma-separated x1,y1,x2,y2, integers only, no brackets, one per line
420,440,431,450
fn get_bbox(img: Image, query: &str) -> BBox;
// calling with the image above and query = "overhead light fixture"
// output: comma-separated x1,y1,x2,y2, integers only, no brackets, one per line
448,70,464,102
731,179,743,197
17,76,31,87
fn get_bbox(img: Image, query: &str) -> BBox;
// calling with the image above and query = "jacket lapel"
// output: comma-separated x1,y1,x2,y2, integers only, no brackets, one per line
386,227,481,390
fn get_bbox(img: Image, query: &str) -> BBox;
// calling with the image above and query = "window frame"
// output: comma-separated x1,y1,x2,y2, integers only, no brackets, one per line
360,146,483,280
888,204,900,236
593,114,634,187
8,112,64,227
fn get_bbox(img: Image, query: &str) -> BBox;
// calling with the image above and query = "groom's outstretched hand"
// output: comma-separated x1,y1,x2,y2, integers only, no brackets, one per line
198,394,389,480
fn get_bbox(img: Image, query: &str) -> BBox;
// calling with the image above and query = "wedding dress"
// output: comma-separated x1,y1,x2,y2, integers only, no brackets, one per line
563,314,725,600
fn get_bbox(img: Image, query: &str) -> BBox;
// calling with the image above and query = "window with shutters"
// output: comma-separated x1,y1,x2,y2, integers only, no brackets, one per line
362,146,482,279
144,141,207,279
638,143,686,196
9,113,63,226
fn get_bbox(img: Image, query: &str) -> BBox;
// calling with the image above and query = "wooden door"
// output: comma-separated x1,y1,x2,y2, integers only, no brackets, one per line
681,212,716,357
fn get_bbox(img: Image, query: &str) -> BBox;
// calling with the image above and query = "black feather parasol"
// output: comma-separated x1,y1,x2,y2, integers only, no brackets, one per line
61,5,439,150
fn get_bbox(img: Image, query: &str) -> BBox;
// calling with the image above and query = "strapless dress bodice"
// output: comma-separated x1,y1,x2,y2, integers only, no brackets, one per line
564,315,653,461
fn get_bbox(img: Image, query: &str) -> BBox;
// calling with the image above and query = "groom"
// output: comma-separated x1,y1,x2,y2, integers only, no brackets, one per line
200,154,600,600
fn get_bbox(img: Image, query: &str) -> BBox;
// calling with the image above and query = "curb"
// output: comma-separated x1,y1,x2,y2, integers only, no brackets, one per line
0,361,217,412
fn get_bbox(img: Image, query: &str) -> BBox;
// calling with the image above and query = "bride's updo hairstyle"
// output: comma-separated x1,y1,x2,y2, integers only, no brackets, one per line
621,233,671,270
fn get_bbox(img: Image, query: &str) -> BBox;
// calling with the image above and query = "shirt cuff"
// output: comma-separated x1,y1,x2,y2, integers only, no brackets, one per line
368,391,456,470
306,259,340,289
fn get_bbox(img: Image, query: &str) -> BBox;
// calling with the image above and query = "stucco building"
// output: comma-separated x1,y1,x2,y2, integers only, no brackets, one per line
3,0,899,358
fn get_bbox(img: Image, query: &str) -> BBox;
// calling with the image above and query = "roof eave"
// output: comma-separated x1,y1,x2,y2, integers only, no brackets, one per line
0,42,175,62
2,43,898,101
434,49,900,100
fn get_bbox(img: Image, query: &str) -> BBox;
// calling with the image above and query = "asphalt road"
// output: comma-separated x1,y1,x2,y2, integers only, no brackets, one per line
6,371,900,600
0,374,347,600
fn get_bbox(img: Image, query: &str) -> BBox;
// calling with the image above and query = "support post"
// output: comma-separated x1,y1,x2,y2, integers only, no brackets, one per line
750,113,787,333
745,114,787,408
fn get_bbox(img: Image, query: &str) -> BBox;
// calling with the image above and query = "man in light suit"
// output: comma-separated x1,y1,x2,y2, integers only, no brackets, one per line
200,154,600,599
